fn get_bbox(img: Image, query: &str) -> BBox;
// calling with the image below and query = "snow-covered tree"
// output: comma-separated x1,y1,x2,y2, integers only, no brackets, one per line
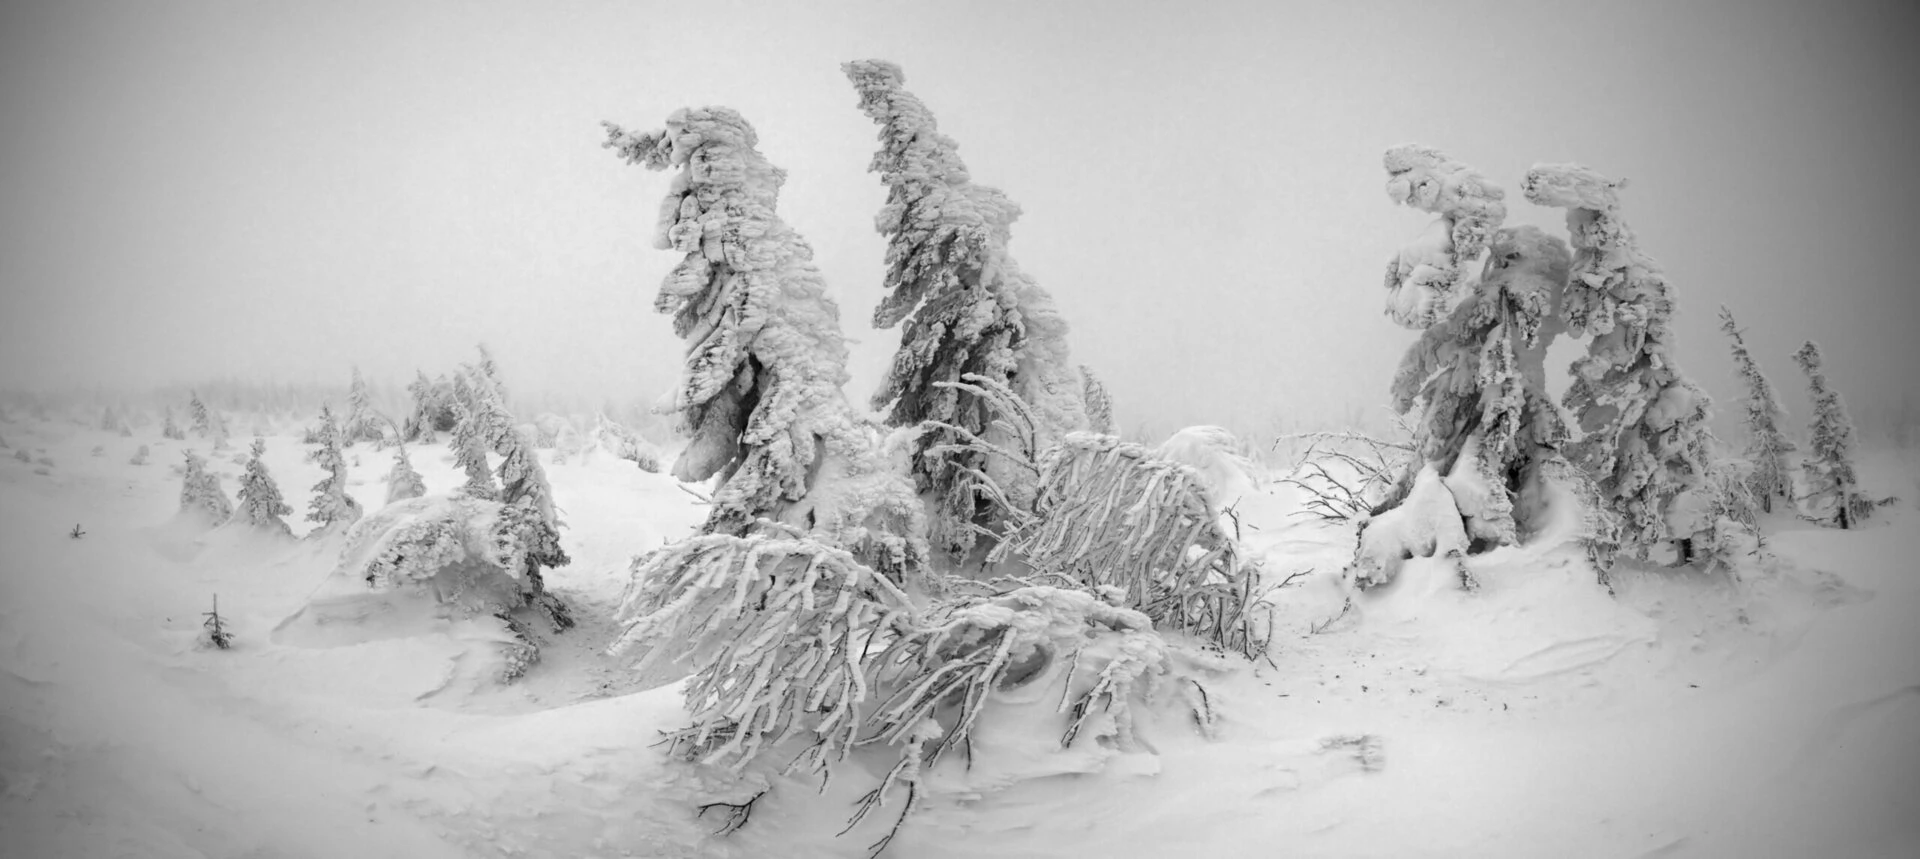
1718,306,1796,512
1793,341,1874,528
449,373,500,502
603,105,923,558
385,443,427,506
1523,164,1723,564
1381,144,1508,329
844,59,1091,557
1081,365,1115,435
403,371,456,443
179,449,231,525
162,407,186,440
343,366,383,446
129,444,150,466
304,403,362,535
188,392,212,438
1361,147,1578,573
234,437,293,535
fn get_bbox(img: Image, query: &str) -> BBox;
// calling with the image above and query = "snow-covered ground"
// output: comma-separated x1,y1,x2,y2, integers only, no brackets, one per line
3,420,1917,858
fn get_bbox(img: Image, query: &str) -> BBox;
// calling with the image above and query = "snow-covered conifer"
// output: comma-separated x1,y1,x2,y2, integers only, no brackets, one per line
130,444,149,466
402,371,450,443
1793,341,1874,528
844,59,1091,556
1381,144,1508,329
343,366,383,446
1718,306,1796,512
449,374,499,501
1082,365,1115,435
179,449,231,524
603,105,921,555
385,443,426,505
235,437,292,535
188,393,212,438
304,403,362,534
1523,164,1721,563
162,407,186,440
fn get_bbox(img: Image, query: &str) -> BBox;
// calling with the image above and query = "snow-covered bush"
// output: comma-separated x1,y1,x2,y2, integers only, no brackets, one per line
844,59,1091,558
995,433,1257,655
1718,306,1796,513
179,449,231,525
305,403,363,536
1381,144,1508,328
1522,164,1722,565
234,437,293,536
1793,341,1877,528
385,443,427,506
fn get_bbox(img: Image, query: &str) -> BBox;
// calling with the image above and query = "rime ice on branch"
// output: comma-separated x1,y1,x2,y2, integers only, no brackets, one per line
1792,341,1874,528
603,107,924,574
1381,144,1509,329
1522,164,1722,563
1718,306,1796,513
844,59,1090,558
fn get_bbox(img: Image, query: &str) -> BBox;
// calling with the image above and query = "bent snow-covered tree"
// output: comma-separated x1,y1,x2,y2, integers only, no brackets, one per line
1523,164,1727,565
1357,147,1580,585
1792,341,1874,528
234,437,293,535
845,59,1090,558
305,403,363,536
603,106,924,577
1718,306,1796,513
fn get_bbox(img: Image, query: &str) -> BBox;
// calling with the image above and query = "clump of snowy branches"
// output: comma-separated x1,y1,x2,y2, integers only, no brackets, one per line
179,449,231,525
1792,341,1881,528
1523,163,1727,566
1381,144,1509,328
403,371,458,443
843,59,1091,558
994,433,1257,656
234,437,292,536
1275,428,1414,524
611,532,917,774
1718,307,1796,513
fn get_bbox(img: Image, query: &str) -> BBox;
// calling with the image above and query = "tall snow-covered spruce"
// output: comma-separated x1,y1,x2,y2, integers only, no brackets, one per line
179,449,231,525
1352,146,1581,587
344,366,383,446
234,437,293,535
1522,164,1727,566
844,59,1091,558
602,105,923,578
1718,306,1796,513
1792,341,1874,528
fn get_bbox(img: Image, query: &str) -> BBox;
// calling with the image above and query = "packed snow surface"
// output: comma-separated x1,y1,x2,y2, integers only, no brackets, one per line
3,420,1917,857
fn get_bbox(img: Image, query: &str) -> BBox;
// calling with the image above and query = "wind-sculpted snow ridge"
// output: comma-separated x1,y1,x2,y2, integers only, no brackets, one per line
844,59,1090,558
603,107,925,578
1522,163,1734,568
1381,144,1508,329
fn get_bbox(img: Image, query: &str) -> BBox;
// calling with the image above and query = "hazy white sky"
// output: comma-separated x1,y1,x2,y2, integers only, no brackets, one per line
3,0,1915,435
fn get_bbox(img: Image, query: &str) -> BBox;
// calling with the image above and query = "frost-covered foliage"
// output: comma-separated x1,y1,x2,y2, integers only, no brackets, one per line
994,433,1256,655
604,107,873,537
588,413,663,473
1792,341,1875,528
1523,164,1719,562
1381,144,1508,329
611,533,917,774
178,449,231,525
1718,306,1796,512
343,367,384,446
385,443,427,506
234,437,292,535
304,403,363,535
403,371,458,443
603,105,924,579
162,407,186,440
844,59,1090,558
1383,223,1575,547
1081,365,1115,435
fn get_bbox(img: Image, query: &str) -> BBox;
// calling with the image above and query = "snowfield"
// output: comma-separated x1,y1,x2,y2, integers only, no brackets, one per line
3,420,1917,858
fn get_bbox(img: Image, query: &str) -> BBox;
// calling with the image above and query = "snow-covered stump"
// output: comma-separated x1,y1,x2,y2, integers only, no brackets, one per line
276,494,557,682
994,433,1258,657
